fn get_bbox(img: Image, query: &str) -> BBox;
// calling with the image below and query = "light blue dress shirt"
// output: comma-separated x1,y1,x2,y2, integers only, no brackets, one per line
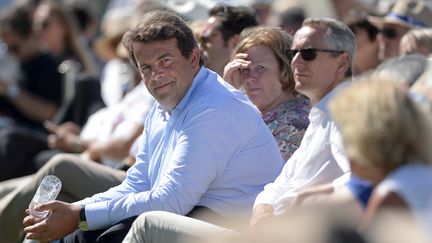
78,67,284,230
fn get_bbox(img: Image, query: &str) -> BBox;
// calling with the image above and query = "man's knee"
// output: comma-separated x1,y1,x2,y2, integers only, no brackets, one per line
36,153,80,179
133,211,165,231
125,212,171,243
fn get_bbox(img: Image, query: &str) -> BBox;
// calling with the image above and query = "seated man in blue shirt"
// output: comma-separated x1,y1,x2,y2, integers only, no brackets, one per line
22,9,284,242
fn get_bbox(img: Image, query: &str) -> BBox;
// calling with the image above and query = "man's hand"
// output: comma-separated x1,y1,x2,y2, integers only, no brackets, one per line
45,121,82,152
23,201,81,241
249,203,274,228
223,53,251,89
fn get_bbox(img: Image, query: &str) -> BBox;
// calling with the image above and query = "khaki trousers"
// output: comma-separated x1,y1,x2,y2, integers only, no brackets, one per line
123,211,234,243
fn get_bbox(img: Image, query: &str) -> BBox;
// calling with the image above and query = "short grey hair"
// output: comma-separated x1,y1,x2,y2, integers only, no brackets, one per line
303,18,356,77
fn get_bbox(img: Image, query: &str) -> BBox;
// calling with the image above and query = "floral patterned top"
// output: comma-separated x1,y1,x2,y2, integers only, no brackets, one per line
262,97,310,161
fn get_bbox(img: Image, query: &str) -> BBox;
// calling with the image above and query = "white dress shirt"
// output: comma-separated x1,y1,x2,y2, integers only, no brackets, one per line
77,67,284,230
79,82,154,167
254,82,351,215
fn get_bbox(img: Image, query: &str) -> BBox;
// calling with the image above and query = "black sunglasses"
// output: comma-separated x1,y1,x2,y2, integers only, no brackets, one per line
287,48,344,61
380,27,398,39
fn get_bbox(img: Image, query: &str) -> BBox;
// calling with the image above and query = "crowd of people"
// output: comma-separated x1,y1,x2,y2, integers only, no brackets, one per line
0,0,431,242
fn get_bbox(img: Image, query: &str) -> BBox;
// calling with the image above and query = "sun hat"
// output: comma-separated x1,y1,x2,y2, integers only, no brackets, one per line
368,0,432,29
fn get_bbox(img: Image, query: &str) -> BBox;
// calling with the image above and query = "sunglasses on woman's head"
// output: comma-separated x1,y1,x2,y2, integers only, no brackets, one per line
287,48,344,61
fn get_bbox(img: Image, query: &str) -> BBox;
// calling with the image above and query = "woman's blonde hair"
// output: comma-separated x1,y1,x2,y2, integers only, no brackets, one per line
232,26,295,93
330,75,432,171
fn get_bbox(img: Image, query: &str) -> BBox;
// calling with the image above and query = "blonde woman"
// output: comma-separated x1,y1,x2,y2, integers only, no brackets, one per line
329,76,432,238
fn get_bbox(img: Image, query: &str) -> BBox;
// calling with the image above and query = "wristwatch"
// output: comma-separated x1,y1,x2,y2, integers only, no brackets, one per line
77,205,89,231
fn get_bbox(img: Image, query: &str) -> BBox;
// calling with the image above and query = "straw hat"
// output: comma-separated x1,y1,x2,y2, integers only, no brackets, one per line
368,0,432,29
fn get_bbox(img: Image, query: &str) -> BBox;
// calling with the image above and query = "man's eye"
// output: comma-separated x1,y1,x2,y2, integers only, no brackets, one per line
141,66,151,76
161,58,172,66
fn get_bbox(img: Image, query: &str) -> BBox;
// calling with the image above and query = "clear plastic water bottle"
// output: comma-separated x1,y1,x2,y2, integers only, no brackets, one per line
28,175,62,219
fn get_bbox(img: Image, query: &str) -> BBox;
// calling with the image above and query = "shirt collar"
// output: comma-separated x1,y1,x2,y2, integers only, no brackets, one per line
157,66,207,115
314,80,351,113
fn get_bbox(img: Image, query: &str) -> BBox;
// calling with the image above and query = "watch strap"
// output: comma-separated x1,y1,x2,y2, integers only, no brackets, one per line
78,205,89,231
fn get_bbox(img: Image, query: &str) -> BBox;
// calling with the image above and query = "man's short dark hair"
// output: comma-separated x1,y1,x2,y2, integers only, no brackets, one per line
209,5,258,43
0,5,33,39
122,9,201,68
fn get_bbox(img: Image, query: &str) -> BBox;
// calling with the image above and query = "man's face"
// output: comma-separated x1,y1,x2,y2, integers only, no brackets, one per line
199,16,232,75
133,38,199,110
377,23,409,61
291,25,345,104
351,25,379,75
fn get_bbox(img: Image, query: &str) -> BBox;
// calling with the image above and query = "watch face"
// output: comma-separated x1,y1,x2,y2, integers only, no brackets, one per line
78,220,89,231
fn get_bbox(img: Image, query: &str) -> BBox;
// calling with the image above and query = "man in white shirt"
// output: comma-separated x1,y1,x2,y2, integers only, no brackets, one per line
121,17,357,243
250,17,354,225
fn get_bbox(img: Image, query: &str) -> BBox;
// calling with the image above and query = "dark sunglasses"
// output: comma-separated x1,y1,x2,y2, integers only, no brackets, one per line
287,48,344,61
380,27,398,39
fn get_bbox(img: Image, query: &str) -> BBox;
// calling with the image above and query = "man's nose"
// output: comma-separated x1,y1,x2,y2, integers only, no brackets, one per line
291,52,303,67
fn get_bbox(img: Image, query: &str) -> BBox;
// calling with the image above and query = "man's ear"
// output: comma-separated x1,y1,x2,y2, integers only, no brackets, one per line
337,52,350,77
228,34,240,49
189,47,201,68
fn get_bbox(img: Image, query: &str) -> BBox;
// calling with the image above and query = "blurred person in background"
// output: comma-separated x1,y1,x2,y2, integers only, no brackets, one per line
0,2,99,182
368,0,432,61
0,69,152,181
223,25,310,161
344,9,379,76
330,76,432,240
95,0,166,107
200,4,258,76
0,5,62,130
33,1,105,128
330,0,357,20
66,0,103,72
33,0,99,76
249,0,272,25
276,7,305,34
400,28,432,57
